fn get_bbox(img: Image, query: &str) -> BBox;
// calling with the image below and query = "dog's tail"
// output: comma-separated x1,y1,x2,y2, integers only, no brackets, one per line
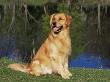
8,63,29,73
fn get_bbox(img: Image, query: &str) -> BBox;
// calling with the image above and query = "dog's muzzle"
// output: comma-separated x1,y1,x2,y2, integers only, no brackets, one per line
51,22,63,34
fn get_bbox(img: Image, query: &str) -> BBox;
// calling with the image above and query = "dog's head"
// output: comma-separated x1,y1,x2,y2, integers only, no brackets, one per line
50,13,72,34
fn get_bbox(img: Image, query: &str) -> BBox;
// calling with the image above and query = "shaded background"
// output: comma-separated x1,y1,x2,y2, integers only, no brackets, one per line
0,0,110,68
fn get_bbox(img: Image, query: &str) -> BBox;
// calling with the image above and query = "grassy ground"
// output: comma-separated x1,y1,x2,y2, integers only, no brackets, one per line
0,58,110,82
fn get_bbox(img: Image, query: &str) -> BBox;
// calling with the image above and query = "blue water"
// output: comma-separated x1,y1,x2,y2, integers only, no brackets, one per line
69,53,110,69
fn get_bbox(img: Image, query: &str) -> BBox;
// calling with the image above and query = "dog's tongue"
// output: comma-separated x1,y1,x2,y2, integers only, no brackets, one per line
53,27,59,32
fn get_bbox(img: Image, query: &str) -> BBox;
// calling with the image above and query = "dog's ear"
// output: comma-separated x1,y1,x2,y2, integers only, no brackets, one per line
66,15,72,26
50,14,56,25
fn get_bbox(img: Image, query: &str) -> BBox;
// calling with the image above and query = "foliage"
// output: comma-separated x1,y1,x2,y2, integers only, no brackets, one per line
41,14,50,34
57,2,69,13
70,5,87,55
0,57,110,82
23,0,49,5
0,0,109,5
0,0,87,61
0,0,49,5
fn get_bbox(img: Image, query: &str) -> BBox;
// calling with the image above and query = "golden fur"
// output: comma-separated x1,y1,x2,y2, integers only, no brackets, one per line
8,13,72,79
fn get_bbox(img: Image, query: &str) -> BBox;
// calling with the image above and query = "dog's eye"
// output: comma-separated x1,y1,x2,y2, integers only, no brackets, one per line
59,17,62,20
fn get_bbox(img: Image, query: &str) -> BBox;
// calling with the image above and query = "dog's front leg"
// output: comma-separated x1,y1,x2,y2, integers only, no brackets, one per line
52,57,70,79
57,62,69,79
64,56,72,77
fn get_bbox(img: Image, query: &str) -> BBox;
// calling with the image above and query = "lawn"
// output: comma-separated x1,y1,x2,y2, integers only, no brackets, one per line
0,58,110,82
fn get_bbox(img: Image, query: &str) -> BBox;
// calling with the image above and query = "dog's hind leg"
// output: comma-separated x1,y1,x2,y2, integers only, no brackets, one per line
30,61,42,76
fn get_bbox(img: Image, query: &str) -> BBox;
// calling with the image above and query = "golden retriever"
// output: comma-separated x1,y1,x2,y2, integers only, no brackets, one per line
8,13,72,79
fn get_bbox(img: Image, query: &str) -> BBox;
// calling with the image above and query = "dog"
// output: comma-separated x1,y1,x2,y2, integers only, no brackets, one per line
8,13,72,79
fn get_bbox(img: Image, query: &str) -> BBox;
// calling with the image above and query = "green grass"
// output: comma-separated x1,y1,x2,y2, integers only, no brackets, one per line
0,58,110,82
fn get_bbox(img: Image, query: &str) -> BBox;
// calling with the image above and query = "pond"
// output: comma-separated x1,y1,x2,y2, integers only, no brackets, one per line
69,53,110,69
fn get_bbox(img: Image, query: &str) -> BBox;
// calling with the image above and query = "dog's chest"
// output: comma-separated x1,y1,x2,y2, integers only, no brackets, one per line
50,35,71,57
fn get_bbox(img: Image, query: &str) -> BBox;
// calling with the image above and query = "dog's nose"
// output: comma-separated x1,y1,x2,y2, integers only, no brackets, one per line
52,22,56,26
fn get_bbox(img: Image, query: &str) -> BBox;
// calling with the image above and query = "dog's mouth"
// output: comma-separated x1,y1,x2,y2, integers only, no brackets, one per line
51,25,63,34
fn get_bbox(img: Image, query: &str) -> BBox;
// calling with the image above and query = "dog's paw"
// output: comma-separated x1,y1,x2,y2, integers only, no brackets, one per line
65,70,72,77
61,74,71,79
67,71,72,77
61,72,72,79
